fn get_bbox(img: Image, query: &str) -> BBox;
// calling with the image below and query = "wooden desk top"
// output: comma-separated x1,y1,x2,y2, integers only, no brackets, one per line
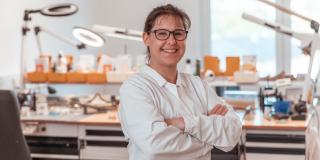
78,112,119,125
242,110,308,131
21,110,308,131
21,111,121,126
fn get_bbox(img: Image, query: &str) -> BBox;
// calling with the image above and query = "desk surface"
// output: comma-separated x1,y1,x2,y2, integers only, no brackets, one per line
242,110,308,131
21,112,120,126
21,110,308,131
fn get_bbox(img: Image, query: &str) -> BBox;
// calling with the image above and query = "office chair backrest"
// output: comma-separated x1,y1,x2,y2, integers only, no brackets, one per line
0,90,31,160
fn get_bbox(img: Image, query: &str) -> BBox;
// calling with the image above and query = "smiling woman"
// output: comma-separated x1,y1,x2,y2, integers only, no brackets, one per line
143,4,191,72
143,15,187,76
118,4,242,160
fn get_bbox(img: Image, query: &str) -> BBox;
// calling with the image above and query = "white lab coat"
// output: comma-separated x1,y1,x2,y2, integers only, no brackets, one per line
118,65,242,160
306,106,320,160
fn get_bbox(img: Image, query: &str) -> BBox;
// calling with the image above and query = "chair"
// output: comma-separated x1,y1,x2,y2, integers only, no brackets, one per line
0,90,31,160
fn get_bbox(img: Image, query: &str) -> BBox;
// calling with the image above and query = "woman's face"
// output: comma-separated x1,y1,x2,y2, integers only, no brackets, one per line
143,15,186,68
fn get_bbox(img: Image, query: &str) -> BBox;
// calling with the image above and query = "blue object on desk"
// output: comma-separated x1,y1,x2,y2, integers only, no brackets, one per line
274,101,291,114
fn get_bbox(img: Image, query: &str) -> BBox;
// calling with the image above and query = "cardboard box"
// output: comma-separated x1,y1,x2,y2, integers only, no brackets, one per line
26,72,48,83
87,73,107,84
225,56,240,76
66,72,86,83
204,55,221,76
48,73,67,83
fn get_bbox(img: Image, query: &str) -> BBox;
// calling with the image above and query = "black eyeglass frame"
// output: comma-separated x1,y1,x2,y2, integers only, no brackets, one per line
148,29,188,41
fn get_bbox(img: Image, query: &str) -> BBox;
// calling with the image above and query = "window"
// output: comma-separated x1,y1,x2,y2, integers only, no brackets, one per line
290,0,320,79
210,0,276,77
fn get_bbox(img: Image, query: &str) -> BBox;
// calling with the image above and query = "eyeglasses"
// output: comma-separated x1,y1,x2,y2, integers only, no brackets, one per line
149,29,188,41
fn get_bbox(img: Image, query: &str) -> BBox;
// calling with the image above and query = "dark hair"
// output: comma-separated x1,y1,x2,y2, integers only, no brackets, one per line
144,4,191,63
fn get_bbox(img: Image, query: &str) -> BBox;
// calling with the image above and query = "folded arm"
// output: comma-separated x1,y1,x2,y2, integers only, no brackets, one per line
166,80,242,152
119,82,212,159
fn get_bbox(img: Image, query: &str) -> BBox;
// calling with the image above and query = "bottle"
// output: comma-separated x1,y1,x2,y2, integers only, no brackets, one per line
194,59,201,77
55,52,68,73
35,58,44,72
35,94,48,115
183,59,193,74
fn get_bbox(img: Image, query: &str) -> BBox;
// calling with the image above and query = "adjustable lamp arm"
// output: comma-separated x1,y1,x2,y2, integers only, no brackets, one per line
242,13,320,103
258,0,319,33
34,26,85,55
303,36,320,103
242,13,298,38
92,24,143,42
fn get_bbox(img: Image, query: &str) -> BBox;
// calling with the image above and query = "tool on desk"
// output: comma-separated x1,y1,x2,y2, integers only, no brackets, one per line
273,100,291,120
259,85,307,119
17,89,36,110
258,86,296,120
86,93,109,103
17,85,58,111
291,99,307,120
259,87,282,109
77,93,118,114
243,105,254,121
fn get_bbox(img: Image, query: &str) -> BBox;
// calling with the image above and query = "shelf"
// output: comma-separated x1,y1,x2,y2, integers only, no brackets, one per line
26,72,124,84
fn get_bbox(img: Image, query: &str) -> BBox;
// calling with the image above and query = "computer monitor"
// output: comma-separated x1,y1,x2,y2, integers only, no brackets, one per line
0,90,31,160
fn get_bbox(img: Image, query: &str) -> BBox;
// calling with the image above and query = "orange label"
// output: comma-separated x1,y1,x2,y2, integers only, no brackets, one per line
36,64,44,72
103,64,112,72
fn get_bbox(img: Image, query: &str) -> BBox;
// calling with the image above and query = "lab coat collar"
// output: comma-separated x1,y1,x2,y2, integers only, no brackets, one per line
140,65,186,88
176,72,186,88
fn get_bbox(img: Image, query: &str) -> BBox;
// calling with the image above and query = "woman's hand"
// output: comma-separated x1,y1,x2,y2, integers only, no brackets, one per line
208,104,228,116
165,104,228,131
165,117,185,131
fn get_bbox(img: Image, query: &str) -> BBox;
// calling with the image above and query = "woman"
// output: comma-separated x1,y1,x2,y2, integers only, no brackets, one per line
119,4,242,160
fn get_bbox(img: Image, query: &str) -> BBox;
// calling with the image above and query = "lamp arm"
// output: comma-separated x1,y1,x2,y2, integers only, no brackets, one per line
258,0,312,22
92,24,142,41
302,47,316,103
258,0,319,33
20,10,41,89
242,13,314,48
34,26,43,55
311,20,320,33
34,26,85,50
242,13,298,37
242,13,320,103
302,37,320,103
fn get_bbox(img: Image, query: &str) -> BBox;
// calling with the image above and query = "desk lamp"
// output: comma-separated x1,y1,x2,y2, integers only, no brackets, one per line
34,26,105,68
257,0,319,33
34,26,87,54
92,25,143,42
72,27,105,48
20,3,78,89
90,25,143,55
242,0,320,150
242,13,320,104
242,0,320,103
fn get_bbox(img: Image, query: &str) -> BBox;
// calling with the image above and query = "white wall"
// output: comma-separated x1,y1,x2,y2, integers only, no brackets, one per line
0,0,98,84
0,0,207,81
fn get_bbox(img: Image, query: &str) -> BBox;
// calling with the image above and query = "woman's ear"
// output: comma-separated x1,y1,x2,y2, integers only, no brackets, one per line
143,32,150,46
